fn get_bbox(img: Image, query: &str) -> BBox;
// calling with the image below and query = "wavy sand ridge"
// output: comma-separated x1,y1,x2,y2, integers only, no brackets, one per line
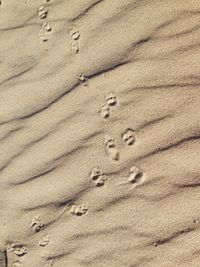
1,0,200,266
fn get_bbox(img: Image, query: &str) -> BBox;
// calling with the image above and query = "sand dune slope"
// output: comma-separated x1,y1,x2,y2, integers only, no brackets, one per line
1,0,200,266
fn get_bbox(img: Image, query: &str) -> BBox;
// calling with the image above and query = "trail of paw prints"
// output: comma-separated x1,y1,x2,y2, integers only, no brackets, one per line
69,26,80,54
9,216,51,265
8,243,27,267
100,92,117,119
38,5,53,42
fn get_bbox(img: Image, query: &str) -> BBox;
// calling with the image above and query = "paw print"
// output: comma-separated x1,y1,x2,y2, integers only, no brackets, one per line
122,128,135,145
69,27,80,40
9,244,28,257
105,136,115,148
104,136,120,161
70,204,88,216
90,167,107,186
128,166,143,183
70,40,79,53
94,175,107,186
100,104,110,119
106,92,117,106
39,236,49,247
38,6,48,19
78,73,88,86
69,26,80,54
30,216,45,233
42,21,52,32
39,29,48,42
90,166,103,180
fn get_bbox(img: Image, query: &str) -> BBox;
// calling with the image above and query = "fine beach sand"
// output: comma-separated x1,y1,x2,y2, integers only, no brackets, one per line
1,0,200,266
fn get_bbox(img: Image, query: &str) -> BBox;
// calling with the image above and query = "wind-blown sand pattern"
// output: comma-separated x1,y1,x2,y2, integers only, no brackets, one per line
1,0,200,266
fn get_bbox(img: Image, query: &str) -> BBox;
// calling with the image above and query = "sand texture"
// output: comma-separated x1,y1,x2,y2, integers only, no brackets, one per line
1,0,200,266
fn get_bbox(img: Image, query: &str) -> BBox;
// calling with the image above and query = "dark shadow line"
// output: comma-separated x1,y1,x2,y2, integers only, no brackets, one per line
70,0,104,22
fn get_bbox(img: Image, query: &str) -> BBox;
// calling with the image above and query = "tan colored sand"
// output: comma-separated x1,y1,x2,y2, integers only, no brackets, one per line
1,0,200,266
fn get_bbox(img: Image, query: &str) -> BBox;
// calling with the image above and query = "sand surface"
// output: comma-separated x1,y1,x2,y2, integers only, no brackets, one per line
1,0,200,266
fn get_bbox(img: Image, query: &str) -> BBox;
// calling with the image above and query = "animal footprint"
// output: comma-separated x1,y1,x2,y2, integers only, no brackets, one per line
70,204,87,216
122,128,135,146
106,92,117,106
69,26,80,54
30,216,45,233
39,21,52,42
128,166,143,184
39,236,49,247
9,244,28,257
78,73,88,86
70,40,79,53
90,167,107,186
69,27,80,40
105,136,115,148
39,29,48,42
38,6,48,19
42,21,52,32
104,136,120,161
116,166,144,187
100,92,117,120
90,166,103,179
100,103,110,119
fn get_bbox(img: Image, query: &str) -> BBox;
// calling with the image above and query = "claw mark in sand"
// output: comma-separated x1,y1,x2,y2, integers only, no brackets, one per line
70,204,88,216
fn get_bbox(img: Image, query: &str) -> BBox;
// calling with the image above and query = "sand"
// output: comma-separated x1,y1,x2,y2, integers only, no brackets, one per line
0,0,200,266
